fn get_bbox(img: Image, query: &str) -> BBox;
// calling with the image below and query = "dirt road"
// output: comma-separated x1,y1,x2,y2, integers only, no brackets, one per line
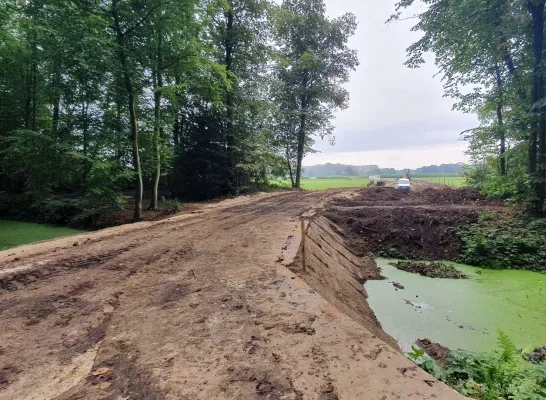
0,190,463,400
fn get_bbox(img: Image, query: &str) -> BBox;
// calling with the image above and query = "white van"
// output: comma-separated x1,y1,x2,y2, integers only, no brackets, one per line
396,178,411,190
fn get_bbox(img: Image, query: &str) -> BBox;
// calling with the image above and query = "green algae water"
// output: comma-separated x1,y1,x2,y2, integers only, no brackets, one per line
0,220,84,251
365,259,546,353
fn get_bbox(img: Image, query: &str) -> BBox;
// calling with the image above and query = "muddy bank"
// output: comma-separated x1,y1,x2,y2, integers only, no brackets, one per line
288,216,398,349
390,261,468,279
324,187,503,260
524,346,546,365
416,339,450,365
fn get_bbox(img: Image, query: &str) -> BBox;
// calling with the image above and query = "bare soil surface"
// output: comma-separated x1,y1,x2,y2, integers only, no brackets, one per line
0,189,464,400
390,261,468,279
324,186,504,260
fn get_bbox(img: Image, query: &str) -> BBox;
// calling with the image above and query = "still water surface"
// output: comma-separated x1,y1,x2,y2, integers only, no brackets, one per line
366,259,546,352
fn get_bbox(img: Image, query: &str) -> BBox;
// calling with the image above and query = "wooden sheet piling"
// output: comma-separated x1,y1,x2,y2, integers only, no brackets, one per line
301,218,306,272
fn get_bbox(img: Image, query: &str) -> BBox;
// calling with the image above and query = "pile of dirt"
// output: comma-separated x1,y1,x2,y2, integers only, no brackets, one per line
390,261,468,279
323,187,502,261
416,338,451,365
524,346,546,365
330,187,494,208
324,206,479,260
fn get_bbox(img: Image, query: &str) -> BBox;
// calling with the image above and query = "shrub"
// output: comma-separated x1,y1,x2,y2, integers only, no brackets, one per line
410,331,546,400
30,196,124,228
458,215,546,271
163,198,182,214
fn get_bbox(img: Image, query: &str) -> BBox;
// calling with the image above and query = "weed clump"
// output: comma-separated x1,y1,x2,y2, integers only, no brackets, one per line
409,331,546,399
459,214,546,271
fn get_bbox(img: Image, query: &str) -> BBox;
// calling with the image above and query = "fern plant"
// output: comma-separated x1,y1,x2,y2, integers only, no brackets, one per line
410,331,546,400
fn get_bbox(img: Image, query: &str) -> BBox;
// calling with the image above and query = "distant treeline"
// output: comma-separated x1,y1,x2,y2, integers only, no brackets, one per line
302,163,465,177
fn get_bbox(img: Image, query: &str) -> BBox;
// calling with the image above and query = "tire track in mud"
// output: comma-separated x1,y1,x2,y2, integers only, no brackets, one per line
0,189,465,400
0,245,139,293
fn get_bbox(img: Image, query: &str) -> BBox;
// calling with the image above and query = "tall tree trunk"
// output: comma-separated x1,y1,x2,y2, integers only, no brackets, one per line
528,0,546,215
149,33,163,210
224,7,236,189
539,115,546,212
51,68,61,136
285,145,294,188
115,98,124,168
295,72,309,189
295,109,306,189
82,100,90,185
24,65,31,129
30,30,38,131
494,65,506,175
113,1,143,221
173,76,181,147
52,94,60,136
497,103,507,176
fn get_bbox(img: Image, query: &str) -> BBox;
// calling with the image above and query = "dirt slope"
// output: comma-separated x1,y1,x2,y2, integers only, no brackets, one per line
324,186,504,260
0,190,463,400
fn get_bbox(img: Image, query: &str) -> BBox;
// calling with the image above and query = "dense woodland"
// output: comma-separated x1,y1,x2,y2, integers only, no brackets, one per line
4,0,546,227
392,0,546,215
0,0,357,225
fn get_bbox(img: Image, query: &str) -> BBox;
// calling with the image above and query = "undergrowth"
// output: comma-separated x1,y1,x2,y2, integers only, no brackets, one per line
458,213,546,271
409,331,546,399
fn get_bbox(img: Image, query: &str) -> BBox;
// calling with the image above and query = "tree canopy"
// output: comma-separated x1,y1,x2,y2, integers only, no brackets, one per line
0,0,358,225
391,0,546,214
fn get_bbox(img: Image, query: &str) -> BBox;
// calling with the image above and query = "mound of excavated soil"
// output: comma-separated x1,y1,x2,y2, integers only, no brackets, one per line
323,187,502,261
330,187,493,207
324,206,479,260
390,261,468,279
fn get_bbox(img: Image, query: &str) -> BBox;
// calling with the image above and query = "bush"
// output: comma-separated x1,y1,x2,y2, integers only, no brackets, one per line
30,196,124,228
162,198,182,214
458,214,546,270
464,146,530,203
410,332,546,400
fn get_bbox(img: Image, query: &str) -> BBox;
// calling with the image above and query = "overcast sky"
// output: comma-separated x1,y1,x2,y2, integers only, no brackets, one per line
303,0,478,169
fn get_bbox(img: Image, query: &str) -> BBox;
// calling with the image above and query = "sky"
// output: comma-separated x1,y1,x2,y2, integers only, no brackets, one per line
303,0,478,169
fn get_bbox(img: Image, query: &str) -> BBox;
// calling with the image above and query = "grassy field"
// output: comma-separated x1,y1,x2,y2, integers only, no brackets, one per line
277,178,370,190
300,178,370,190
274,175,466,190
0,220,84,251
415,176,466,187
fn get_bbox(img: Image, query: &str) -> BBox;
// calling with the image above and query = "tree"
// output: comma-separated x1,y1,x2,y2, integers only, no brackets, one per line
391,0,546,213
109,0,163,221
0,0,362,226
527,0,546,214
272,0,358,188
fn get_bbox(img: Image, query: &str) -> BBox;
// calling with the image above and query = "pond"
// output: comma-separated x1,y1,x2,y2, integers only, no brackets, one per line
365,259,546,353
0,220,84,251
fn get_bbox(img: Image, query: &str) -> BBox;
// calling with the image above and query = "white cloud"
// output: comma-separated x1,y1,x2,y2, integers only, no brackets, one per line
304,0,479,165
304,143,470,170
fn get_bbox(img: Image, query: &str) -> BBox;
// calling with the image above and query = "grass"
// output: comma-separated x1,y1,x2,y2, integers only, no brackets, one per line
416,176,466,187
276,178,370,190
0,220,84,251
274,176,466,190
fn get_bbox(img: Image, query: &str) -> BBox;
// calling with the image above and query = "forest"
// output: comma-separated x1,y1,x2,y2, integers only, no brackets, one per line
3,0,546,228
0,0,357,225
392,0,546,216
